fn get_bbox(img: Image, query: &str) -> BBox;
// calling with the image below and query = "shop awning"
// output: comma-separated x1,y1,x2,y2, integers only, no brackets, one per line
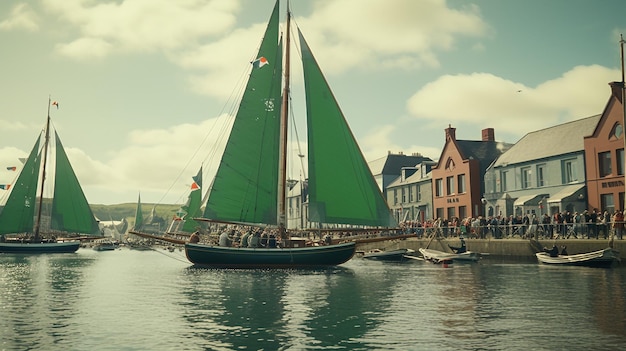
547,184,585,203
514,194,547,207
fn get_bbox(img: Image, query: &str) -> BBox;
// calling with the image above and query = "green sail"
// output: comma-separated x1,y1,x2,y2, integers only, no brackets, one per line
202,1,283,225
0,138,41,234
181,167,202,232
133,193,144,230
298,29,397,228
50,131,100,235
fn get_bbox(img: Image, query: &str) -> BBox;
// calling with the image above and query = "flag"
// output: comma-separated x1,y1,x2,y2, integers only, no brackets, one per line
6,166,16,171
0,184,11,190
252,56,269,69
52,101,59,109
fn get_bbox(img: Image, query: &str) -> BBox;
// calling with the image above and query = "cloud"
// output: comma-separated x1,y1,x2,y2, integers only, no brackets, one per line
406,65,620,137
44,0,240,60
295,0,488,73
0,3,39,31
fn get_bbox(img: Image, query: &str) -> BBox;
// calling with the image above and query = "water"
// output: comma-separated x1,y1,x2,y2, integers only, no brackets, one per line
1,248,625,351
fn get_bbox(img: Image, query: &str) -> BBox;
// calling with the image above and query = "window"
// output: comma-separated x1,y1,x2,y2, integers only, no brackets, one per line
601,193,615,214
537,164,546,187
446,176,455,195
417,185,422,202
501,171,508,191
458,174,466,193
599,151,612,177
563,159,578,183
521,167,531,189
393,189,398,205
435,179,443,197
447,207,456,219
436,207,444,220
401,187,406,203
409,186,414,202
458,206,467,219
618,149,624,176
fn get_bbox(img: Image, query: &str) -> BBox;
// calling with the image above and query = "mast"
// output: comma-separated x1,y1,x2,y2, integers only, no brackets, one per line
278,1,291,237
619,34,626,220
33,97,53,241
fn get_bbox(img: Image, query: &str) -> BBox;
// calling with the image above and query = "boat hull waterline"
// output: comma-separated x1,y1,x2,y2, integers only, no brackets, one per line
0,241,80,254
535,248,620,268
185,241,356,268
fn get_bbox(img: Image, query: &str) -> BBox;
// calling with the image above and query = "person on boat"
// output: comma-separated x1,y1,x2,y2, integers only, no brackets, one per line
240,231,250,248
189,231,200,243
248,230,261,248
260,231,269,247
219,231,231,247
448,237,467,254
268,232,277,248
560,245,568,256
324,234,332,245
543,245,559,257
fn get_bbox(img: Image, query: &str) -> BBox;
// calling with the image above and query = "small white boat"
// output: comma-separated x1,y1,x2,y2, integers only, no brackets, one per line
362,248,414,261
419,248,481,263
535,248,620,268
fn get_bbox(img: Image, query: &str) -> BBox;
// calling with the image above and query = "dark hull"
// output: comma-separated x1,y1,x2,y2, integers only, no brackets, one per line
185,242,356,268
0,241,80,254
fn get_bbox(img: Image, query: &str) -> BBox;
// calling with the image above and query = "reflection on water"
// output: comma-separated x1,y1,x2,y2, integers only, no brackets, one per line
1,249,625,351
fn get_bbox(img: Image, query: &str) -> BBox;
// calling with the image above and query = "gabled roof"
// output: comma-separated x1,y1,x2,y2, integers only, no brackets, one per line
455,140,513,174
493,115,601,167
368,153,432,176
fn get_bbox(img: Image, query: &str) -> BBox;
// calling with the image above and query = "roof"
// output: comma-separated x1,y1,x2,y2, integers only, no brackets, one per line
455,140,513,174
368,153,432,176
493,115,601,167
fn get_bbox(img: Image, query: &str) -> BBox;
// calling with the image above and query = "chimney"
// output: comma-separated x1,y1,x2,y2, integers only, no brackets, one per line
482,128,495,141
445,124,456,142
609,81,624,103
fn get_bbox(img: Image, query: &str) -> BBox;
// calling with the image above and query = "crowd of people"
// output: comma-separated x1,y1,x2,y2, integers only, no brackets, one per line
399,208,625,240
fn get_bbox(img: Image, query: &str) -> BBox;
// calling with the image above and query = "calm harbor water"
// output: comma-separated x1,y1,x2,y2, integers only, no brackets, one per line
1,247,625,351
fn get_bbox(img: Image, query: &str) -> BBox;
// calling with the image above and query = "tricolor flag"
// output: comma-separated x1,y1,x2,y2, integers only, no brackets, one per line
252,56,269,69
6,166,16,171
52,101,59,109
0,184,11,190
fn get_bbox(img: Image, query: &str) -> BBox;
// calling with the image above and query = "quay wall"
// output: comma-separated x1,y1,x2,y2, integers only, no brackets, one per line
356,237,626,260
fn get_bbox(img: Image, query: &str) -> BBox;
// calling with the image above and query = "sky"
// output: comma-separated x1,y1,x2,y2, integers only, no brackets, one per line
0,0,625,206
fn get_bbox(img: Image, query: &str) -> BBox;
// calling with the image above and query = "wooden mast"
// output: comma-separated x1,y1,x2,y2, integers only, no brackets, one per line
34,97,53,241
278,1,291,238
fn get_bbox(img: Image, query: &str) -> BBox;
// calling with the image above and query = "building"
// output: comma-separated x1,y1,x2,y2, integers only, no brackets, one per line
368,151,433,198
432,126,512,221
483,115,601,217
584,81,625,213
386,161,437,224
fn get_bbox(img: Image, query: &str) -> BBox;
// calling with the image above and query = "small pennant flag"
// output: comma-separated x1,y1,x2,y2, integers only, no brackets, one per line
0,184,11,190
6,166,16,171
252,56,269,69
52,101,59,109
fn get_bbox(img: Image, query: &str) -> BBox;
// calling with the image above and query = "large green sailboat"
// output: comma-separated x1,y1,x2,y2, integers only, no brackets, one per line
0,100,101,253
184,0,396,268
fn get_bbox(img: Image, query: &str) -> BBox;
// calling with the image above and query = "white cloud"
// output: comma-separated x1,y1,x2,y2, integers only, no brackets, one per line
295,0,488,73
0,3,39,31
406,65,620,137
44,0,240,59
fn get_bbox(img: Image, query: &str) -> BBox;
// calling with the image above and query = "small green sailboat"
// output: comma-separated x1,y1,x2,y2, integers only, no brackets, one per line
0,99,101,253
184,0,396,268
